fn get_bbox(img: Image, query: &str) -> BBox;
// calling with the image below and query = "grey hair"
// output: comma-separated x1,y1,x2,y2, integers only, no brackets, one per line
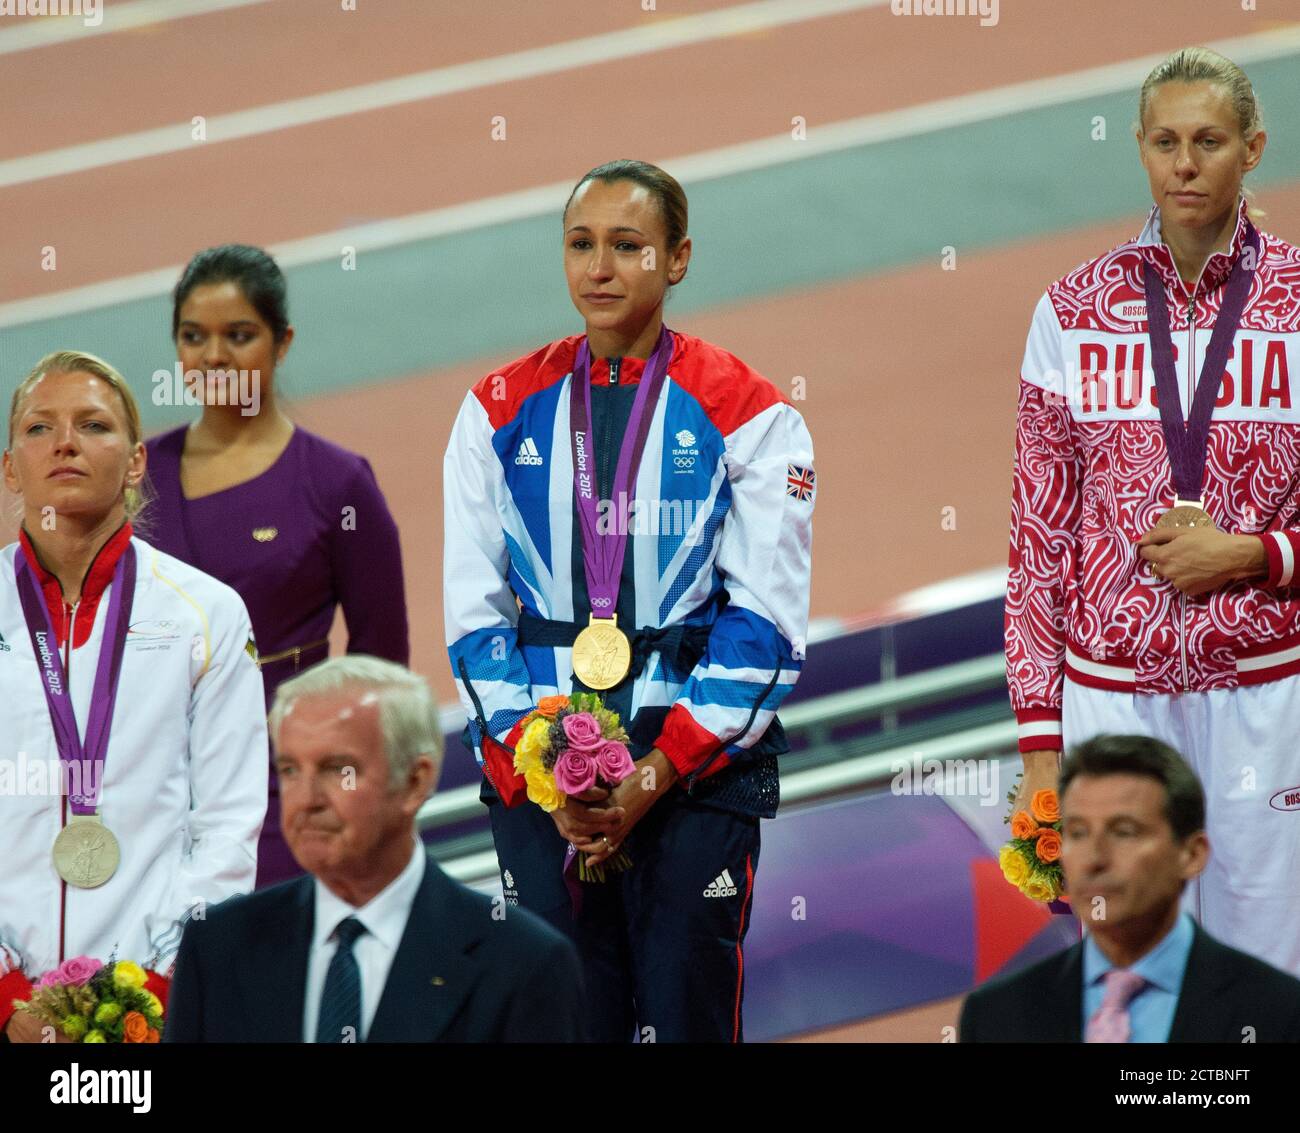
268,656,443,792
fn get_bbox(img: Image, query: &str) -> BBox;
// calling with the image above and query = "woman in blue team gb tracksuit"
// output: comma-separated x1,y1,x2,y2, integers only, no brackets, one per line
442,160,815,1042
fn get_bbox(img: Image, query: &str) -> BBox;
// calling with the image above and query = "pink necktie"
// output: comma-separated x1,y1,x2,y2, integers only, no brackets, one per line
1085,969,1147,1043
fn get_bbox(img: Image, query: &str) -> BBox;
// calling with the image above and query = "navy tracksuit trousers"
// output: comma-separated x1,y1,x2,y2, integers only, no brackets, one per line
487,788,761,1043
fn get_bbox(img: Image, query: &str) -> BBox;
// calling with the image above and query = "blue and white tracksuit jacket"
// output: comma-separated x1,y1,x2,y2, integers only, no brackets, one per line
442,329,815,817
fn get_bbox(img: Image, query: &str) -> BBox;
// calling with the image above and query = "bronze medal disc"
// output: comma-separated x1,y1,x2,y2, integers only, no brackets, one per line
53,816,120,889
1156,505,1216,530
572,619,632,690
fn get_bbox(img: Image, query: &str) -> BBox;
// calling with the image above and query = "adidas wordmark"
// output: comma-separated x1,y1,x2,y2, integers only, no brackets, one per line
703,869,738,898
515,437,543,466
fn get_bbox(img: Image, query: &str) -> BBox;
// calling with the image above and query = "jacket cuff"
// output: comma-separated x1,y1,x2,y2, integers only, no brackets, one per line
481,719,530,807
1014,707,1063,754
653,704,729,779
144,970,171,1014
1258,531,1300,588
0,969,34,1033
476,718,526,767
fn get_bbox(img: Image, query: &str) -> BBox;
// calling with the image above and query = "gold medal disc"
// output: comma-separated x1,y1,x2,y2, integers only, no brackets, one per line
52,815,120,889
572,615,632,690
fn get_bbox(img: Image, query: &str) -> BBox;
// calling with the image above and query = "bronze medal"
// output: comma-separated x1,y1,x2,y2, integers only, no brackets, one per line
571,614,632,690
1156,498,1216,531
52,814,120,889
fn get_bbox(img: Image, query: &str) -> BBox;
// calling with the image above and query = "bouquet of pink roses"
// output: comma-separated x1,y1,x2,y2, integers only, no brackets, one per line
513,691,637,881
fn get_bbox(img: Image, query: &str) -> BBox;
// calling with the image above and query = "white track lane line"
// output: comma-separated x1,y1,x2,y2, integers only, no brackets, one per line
0,0,887,188
3,22,1299,328
0,0,274,56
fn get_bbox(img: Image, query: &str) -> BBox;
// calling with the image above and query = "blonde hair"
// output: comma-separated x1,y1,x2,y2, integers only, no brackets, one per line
1137,47,1266,219
7,350,152,521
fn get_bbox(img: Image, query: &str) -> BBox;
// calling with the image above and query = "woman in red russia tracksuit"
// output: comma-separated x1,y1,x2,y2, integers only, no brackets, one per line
442,161,815,1041
1006,48,1300,975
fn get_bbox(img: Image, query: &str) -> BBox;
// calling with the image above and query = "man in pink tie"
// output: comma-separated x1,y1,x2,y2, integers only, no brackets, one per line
960,734,1300,1042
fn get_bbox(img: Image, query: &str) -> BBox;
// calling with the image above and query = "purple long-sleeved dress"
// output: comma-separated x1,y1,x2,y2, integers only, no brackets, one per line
144,425,410,886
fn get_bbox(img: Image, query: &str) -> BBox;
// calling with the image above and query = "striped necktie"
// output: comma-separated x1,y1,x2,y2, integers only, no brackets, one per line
1085,968,1147,1043
316,915,366,1043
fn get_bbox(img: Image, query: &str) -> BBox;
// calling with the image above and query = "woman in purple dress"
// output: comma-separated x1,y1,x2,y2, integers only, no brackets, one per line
144,244,409,887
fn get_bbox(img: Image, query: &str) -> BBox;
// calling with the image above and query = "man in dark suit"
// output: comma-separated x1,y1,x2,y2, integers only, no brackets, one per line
166,656,585,1043
961,734,1300,1043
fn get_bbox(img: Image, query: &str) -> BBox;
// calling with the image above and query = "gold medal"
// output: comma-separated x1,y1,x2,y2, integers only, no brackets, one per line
571,614,632,690
52,815,120,889
1156,497,1217,531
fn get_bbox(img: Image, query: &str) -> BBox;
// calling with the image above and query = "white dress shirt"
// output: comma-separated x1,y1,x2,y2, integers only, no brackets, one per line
303,839,426,1042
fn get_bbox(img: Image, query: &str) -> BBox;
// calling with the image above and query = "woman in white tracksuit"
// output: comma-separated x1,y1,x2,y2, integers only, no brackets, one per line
0,351,267,1041
1006,48,1300,975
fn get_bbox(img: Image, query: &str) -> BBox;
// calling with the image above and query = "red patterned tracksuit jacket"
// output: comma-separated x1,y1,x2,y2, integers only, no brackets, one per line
1006,197,1300,753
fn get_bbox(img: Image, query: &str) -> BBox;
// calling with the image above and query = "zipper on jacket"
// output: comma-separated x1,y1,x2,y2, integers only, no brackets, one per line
44,537,115,965
1179,279,1199,692
58,599,78,965
598,359,620,512
63,601,78,671
1182,280,1197,417
1178,592,1190,693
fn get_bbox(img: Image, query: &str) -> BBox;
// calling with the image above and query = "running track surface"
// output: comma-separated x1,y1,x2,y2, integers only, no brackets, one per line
5,0,1296,702
4,0,1299,1040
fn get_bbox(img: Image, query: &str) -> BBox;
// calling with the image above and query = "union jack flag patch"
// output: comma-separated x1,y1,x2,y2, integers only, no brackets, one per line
786,464,815,503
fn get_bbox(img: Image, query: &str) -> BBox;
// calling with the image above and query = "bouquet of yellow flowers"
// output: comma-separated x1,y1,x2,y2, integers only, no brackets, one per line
513,691,637,882
12,957,166,1043
1000,778,1068,906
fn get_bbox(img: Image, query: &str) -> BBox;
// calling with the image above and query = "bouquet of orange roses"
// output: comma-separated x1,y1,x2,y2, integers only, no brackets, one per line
1000,777,1068,906
8,956,166,1043
512,691,637,883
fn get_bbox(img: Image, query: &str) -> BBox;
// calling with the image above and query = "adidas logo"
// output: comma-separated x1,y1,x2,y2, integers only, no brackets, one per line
514,437,543,466
0,630,8,652
703,869,738,898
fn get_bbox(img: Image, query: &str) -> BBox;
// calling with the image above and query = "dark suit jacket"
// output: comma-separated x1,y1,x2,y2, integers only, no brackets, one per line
164,854,586,1042
960,923,1300,1042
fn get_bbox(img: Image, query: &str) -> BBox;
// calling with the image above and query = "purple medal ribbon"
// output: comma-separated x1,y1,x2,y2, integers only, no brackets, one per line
569,325,674,618
15,540,137,814
562,844,584,917
1143,223,1259,506
561,327,671,912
